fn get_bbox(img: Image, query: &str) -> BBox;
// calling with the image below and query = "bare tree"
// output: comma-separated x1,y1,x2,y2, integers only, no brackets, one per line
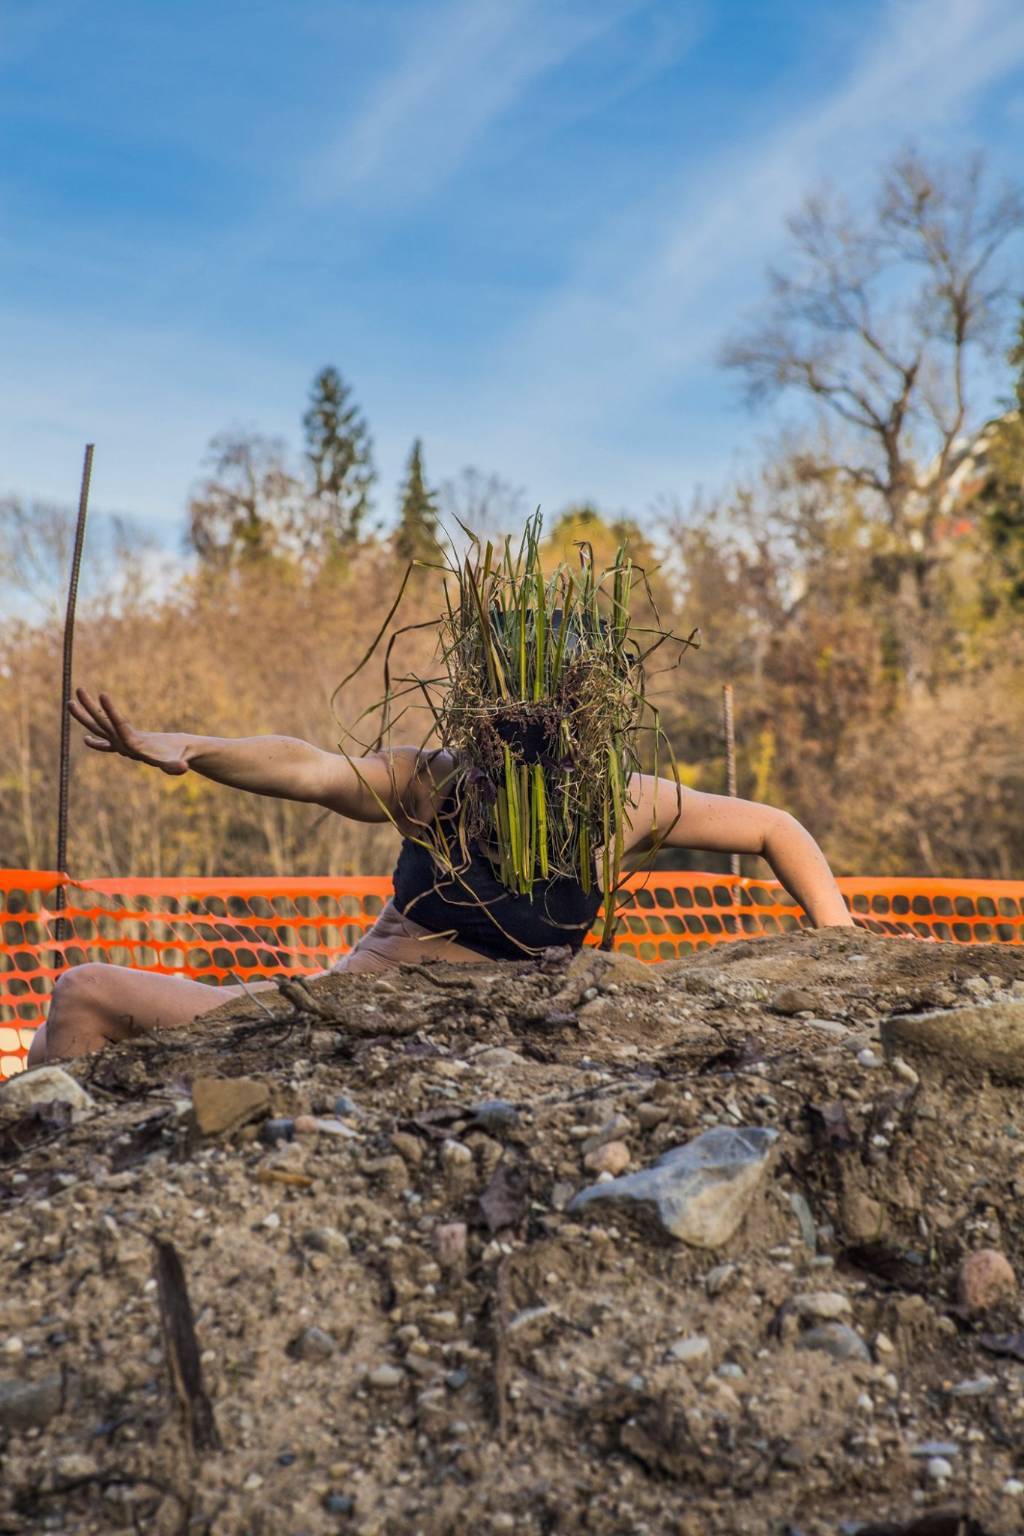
187,432,303,568
722,150,1024,544
438,466,527,555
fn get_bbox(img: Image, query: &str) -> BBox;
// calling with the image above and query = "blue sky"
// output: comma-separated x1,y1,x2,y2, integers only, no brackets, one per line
2,0,1024,552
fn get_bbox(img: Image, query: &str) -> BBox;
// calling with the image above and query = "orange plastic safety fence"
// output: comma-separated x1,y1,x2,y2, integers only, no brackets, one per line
2,869,1022,1079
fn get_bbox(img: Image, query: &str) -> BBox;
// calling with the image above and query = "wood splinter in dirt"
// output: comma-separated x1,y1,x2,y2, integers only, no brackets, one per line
152,1238,221,1457
493,1255,512,1445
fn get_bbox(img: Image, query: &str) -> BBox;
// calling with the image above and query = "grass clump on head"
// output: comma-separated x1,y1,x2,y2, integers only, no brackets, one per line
335,508,694,947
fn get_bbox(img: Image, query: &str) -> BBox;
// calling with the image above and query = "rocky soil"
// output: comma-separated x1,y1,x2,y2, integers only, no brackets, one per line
3,929,1024,1536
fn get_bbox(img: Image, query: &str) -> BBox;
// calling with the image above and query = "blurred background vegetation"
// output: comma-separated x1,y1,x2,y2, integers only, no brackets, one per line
2,149,1022,882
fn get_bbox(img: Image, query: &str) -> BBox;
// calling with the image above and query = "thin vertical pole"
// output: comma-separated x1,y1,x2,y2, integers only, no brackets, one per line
722,683,740,878
53,444,94,966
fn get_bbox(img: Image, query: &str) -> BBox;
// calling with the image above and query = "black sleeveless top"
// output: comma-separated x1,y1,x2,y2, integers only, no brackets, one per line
392,798,602,961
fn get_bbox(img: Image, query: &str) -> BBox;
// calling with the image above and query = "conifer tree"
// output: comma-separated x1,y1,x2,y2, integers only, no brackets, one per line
303,366,376,550
394,439,440,564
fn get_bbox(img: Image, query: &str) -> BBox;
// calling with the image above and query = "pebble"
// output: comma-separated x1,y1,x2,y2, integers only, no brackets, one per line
874,1332,895,1356
302,1227,350,1257
926,1457,954,1483
950,1374,998,1397
290,1326,337,1362
706,1263,738,1297
293,1115,358,1138
0,1374,63,1431
261,1211,281,1231
323,1492,356,1514
668,1335,710,1365
581,1115,631,1154
770,987,817,1016
891,1056,920,1087
433,1222,467,1269
333,1095,360,1119
789,1192,817,1251
390,1132,423,1165
440,1139,473,1167
911,1440,959,1458
957,1249,1017,1313
856,1048,883,1068
0,1065,95,1123
367,1364,404,1390
583,1140,630,1176
804,1018,849,1038
469,1099,520,1133
717,1362,744,1380
792,1291,851,1321
192,1075,269,1136
637,1103,669,1130
260,1118,295,1145
797,1323,871,1363
1003,1479,1024,1496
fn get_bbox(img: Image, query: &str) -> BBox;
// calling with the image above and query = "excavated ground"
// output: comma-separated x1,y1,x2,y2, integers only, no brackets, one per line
3,930,1024,1536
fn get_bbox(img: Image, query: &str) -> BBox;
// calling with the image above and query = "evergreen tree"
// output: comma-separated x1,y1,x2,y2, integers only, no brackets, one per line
302,366,376,550
394,439,440,564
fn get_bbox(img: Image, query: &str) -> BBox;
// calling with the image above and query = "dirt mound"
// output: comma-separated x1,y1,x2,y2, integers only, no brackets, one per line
3,930,1024,1535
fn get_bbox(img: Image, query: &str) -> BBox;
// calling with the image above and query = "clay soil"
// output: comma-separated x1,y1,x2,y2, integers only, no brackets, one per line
3,929,1024,1536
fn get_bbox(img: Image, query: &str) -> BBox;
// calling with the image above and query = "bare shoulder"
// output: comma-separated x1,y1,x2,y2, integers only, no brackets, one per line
384,747,458,829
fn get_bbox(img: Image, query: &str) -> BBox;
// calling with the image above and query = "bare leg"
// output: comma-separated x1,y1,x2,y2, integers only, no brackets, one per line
27,964,277,1066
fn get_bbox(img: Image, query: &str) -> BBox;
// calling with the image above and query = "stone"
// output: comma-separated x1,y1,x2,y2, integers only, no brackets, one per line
391,1132,424,1165
473,1047,527,1070
433,1222,468,1270
910,1440,959,1458
769,987,817,1016
926,1458,954,1483
856,1048,883,1069
469,1099,520,1133
789,1192,817,1251
583,1140,630,1176
1003,1478,1024,1496
881,1002,1024,1082
293,1115,358,1138
950,1375,997,1397
581,1115,631,1154
793,1291,851,1321
957,1249,1017,1313
367,1364,404,1390
0,1067,94,1123
803,1018,849,1038
839,1188,888,1243
302,1226,349,1257
0,1373,63,1430
440,1139,473,1167
289,1327,337,1362
568,1126,778,1249
796,1323,871,1363
637,1102,669,1130
705,1263,738,1297
260,1118,295,1145
192,1076,269,1136
667,1335,710,1365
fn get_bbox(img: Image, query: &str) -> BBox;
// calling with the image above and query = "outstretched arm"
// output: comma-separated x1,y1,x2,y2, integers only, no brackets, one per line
70,688,439,825
627,776,854,929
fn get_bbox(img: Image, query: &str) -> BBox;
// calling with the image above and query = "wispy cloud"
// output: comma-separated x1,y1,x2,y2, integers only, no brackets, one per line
476,0,1024,496
304,0,648,209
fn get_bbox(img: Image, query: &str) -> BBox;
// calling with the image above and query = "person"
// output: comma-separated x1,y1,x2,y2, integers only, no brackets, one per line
29,684,853,1066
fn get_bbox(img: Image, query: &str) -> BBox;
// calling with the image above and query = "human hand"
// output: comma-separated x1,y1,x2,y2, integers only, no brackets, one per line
69,688,193,776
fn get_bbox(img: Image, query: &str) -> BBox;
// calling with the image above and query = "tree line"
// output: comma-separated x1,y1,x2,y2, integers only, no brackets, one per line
1,147,1022,883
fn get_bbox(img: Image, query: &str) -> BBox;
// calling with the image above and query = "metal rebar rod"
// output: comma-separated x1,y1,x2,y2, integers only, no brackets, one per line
722,682,740,878
53,444,94,965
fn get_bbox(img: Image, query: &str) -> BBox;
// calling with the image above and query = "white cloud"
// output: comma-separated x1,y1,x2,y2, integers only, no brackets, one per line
467,0,1024,502
304,0,648,208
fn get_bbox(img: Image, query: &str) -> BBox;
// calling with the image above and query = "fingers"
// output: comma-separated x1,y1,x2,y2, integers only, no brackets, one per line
71,688,112,739
82,735,115,753
97,692,138,752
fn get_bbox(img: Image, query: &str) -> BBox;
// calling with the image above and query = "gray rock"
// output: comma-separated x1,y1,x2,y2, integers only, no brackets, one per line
0,1373,64,1430
792,1291,851,1321
667,1334,710,1364
911,1440,959,1458
469,1099,520,1133
881,1002,1024,1082
769,987,817,1016
797,1323,871,1363
568,1126,778,1248
950,1375,998,1397
789,1191,817,1251
0,1067,94,1124
289,1326,337,1362
367,1364,404,1390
